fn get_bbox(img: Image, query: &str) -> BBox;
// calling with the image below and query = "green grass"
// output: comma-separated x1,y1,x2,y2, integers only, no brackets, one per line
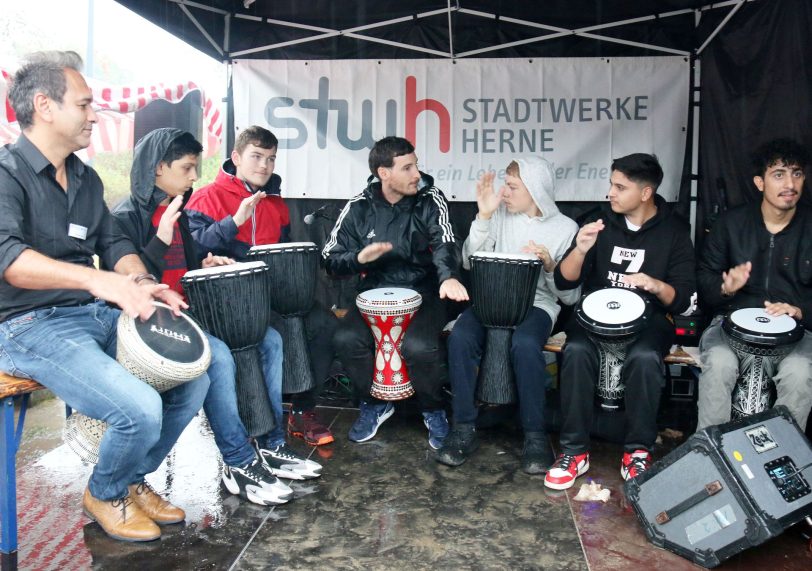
95,152,222,208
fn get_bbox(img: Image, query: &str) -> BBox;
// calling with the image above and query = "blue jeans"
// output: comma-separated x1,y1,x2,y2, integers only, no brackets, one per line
0,301,209,501
203,327,284,463
448,307,553,431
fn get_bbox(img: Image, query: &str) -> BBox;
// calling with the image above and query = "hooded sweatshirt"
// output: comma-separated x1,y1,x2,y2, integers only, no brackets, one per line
553,194,696,316
185,159,290,260
111,128,201,281
462,156,580,323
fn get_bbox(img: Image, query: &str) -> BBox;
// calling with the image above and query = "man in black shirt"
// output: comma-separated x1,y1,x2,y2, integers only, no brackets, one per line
0,51,209,542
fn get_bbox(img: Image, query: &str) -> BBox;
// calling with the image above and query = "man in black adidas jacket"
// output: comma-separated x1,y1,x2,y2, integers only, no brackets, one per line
545,153,696,491
323,136,468,448
696,138,812,431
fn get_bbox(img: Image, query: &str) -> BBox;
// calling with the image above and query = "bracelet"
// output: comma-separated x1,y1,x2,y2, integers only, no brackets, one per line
133,272,158,285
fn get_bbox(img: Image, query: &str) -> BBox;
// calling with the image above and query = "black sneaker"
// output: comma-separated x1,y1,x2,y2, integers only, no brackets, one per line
435,424,479,467
521,432,555,475
254,440,322,480
221,457,293,505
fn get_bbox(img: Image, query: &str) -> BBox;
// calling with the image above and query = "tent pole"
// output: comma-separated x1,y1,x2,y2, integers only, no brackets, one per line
224,12,231,55
226,61,234,159
224,13,232,161
691,11,702,246
696,0,746,55
178,3,224,56
447,0,455,58
691,57,701,246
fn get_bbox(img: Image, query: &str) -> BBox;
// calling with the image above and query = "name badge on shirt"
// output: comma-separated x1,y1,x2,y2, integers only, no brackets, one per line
68,223,88,240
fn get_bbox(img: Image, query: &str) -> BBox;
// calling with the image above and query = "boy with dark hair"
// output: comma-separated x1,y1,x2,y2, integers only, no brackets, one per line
187,125,338,447
696,138,812,430
545,153,696,490
437,156,579,473
113,128,322,508
323,136,469,447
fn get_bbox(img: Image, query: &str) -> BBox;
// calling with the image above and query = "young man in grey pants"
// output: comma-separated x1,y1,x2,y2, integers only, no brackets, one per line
696,138,812,431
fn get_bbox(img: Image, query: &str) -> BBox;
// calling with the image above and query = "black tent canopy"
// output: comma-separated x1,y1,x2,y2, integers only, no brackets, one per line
113,0,812,256
114,0,746,61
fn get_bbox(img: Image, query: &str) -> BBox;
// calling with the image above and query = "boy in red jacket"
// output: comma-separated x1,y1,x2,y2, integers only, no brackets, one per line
187,126,337,446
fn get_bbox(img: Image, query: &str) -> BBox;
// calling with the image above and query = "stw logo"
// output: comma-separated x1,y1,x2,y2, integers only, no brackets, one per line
266,76,451,153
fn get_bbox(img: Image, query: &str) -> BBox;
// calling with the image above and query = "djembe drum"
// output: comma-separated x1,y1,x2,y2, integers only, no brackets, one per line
575,288,651,411
356,288,423,400
723,308,803,419
63,302,211,463
181,261,274,436
469,252,542,405
246,242,318,394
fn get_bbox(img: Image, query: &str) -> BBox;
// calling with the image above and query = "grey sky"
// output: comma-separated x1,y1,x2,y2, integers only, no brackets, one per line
1,0,225,100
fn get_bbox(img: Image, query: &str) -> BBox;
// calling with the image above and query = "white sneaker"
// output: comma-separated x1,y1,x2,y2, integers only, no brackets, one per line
222,457,293,505
254,441,322,480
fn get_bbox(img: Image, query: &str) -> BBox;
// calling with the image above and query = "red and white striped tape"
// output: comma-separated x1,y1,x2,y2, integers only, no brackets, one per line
1,67,222,158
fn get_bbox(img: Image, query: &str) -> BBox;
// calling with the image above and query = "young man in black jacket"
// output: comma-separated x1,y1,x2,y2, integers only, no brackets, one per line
545,153,696,490
323,136,469,448
696,138,812,431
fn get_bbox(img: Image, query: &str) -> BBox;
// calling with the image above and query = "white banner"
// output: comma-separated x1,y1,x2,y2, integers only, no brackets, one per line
233,57,688,201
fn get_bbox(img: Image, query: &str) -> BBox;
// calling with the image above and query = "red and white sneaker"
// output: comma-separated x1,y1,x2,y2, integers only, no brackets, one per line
543,452,590,490
620,449,652,481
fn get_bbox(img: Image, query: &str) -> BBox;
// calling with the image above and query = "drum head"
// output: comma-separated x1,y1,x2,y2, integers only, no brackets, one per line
132,304,207,364
356,287,422,314
470,251,539,263
723,308,803,347
576,288,649,336
247,242,317,254
117,302,211,392
182,261,266,280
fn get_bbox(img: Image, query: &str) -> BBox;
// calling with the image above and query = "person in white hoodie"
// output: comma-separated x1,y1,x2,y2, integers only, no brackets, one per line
436,157,579,473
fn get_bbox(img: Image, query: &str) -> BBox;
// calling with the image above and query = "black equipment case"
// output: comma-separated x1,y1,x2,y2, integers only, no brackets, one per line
624,406,812,568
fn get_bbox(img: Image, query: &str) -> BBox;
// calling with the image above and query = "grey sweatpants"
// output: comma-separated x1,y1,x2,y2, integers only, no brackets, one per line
697,316,812,431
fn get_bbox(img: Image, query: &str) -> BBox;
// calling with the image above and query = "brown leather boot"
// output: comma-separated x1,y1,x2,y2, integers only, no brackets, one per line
128,481,185,525
82,488,160,542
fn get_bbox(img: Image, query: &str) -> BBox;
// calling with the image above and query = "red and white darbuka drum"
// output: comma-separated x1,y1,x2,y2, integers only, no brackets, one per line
63,302,211,463
723,308,803,419
356,288,422,401
575,288,651,411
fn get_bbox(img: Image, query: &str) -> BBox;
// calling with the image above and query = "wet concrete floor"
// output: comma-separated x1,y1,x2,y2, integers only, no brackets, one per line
9,397,812,570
